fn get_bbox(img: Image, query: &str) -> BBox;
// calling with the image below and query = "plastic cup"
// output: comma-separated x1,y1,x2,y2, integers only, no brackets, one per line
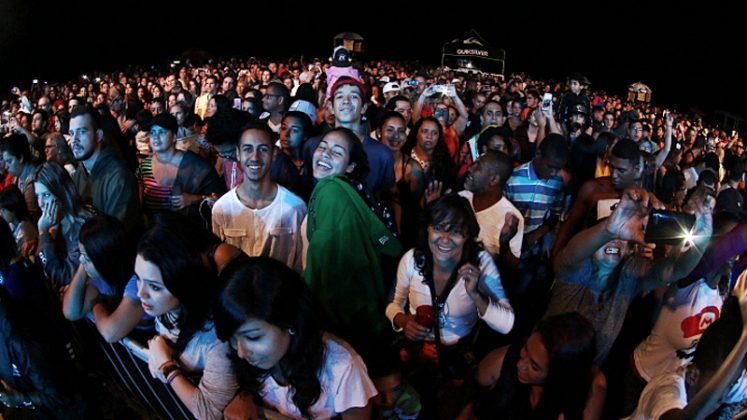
415,305,436,329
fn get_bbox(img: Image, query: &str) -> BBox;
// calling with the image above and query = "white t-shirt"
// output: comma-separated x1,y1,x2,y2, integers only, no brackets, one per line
259,335,377,419
386,249,514,344
212,185,307,272
633,279,724,381
626,367,687,420
626,366,747,419
458,191,524,259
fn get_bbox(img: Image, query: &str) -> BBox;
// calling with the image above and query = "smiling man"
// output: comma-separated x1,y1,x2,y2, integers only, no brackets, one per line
211,123,306,272
302,76,394,195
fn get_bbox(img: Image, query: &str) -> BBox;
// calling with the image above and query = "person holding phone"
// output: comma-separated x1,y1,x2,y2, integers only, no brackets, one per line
413,83,469,161
547,186,713,365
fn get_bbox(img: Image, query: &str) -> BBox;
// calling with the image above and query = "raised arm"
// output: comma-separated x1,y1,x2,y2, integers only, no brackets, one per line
552,180,596,259
555,187,663,276
655,111,674,168
448,86,469,138
412,87,429,124
638,188,714,292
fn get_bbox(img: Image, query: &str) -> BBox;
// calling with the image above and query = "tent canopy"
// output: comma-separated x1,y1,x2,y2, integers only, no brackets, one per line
627,81,652,102
441,29,505,77
333,32,364,53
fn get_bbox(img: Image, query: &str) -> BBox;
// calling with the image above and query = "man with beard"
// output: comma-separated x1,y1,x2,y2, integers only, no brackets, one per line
69,106,141,233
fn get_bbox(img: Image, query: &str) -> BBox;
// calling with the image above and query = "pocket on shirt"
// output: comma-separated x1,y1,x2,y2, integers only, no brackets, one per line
223,228,248,249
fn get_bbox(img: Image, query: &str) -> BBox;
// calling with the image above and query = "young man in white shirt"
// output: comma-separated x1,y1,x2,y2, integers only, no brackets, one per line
212,123,306,272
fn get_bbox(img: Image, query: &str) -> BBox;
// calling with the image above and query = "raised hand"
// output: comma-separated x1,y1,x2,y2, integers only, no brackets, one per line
500,213,519,243
424,180,445,205
605,187,663,245
37,198,59,232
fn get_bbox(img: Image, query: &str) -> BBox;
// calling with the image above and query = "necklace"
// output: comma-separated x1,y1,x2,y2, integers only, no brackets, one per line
410,150,429,171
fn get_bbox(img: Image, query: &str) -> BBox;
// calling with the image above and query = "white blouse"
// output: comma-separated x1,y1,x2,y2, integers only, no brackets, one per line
386,249,514,345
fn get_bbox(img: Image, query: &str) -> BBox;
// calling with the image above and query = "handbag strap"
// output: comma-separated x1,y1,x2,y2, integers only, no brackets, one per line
425,267,462,358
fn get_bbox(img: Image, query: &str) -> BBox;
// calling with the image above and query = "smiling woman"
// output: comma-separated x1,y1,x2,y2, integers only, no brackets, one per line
305,127,401,379
386,193,514,417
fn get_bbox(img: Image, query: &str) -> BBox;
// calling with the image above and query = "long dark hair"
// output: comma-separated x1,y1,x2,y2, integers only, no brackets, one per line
404,117,456,189
414,194,483,288
531,312,597,420
0,216,18,271
80,214,133,294
483,312,596,420
33,161,88,219
137,226,214,352
214,256,325,418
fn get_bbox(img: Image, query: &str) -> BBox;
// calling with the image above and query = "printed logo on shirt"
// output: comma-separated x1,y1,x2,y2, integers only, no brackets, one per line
680,306,720,338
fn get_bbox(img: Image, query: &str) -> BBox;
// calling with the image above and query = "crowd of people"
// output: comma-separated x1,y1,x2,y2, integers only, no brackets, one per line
1,46,747,419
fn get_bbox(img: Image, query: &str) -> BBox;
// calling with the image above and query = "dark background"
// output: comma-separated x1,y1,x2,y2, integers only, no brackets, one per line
2,1,745,121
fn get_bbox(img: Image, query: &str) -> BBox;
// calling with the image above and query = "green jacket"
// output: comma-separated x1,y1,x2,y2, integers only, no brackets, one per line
304,176,401,339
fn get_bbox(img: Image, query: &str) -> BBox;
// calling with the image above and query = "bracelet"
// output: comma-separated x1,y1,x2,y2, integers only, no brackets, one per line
166,369,182,384
159,360,179,382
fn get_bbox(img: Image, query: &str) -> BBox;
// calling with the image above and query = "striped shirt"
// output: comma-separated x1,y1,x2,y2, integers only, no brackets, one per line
137,156,174,212
503,161,564,234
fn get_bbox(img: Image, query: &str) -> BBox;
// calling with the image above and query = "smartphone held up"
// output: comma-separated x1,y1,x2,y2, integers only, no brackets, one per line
644,209,696,246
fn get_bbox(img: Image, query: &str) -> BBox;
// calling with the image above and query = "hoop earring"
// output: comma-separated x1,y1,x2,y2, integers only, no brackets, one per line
288,328,296,336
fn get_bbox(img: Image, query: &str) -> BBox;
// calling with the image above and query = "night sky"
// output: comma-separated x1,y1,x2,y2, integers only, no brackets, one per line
2,1,745,121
